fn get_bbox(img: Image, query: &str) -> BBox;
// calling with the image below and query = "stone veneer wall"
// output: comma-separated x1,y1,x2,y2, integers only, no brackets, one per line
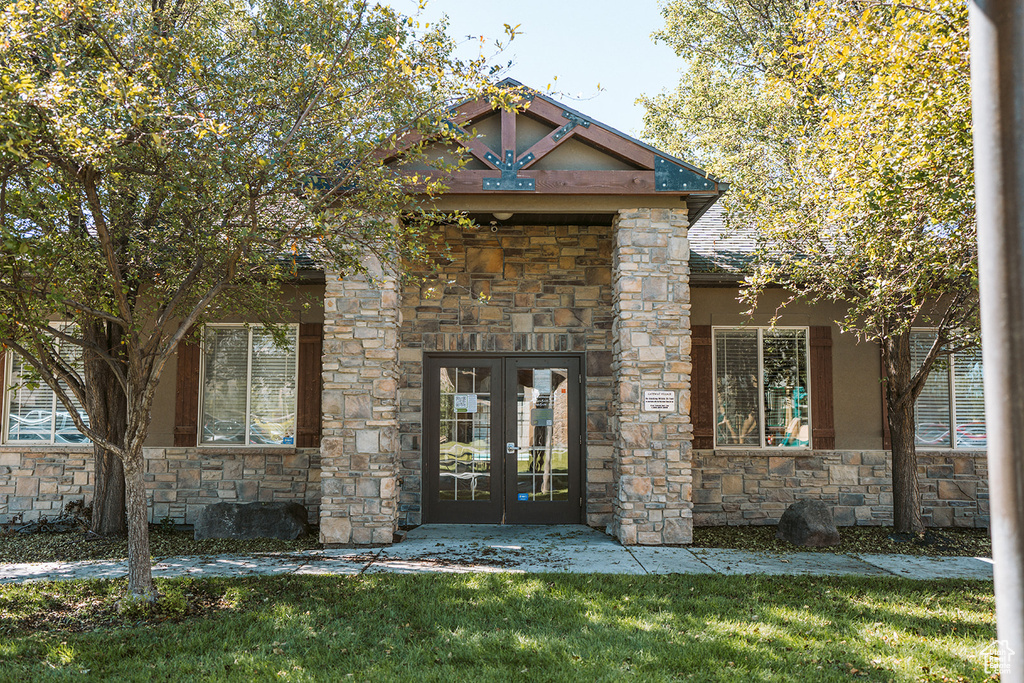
692,450,989,528
319,265,402,545
397,223,617,527
608,208,694,545
0,447,321,524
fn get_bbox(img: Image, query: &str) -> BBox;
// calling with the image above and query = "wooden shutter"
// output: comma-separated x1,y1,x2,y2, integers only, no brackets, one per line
809,325,835,449
880,352,892,450
296,322,323,448
173,332,201,447
692,325,714,449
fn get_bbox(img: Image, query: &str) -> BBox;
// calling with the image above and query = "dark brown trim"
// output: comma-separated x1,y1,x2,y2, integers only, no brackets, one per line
173,332,201,447
521,97,656,169
810,326,836,449
517,124,579,170
501,108,516,154
425,169,663,195
691,326,714,449
455,132,501,170
296,322,323,448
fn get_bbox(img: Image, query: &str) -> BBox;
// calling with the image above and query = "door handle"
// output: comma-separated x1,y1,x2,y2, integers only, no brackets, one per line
506,442,519,454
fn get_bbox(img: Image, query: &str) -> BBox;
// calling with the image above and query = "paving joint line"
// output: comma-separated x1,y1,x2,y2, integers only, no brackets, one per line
850,553,900,577
358,548,385,575
685,549,721,575
621,544,650,575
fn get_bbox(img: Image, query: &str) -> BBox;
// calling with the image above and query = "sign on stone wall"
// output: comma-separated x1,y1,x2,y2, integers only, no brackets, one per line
642,390,676,412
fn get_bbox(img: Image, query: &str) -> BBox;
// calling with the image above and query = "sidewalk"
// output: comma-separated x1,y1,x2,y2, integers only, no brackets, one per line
0,524,995,584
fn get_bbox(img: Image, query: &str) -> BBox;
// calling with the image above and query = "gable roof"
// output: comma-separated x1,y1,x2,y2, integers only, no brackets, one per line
398,79,727,226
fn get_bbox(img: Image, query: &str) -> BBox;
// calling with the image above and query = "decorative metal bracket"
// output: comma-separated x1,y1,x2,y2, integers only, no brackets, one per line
482,149,536,191
654,156,716,192
552,111,591,142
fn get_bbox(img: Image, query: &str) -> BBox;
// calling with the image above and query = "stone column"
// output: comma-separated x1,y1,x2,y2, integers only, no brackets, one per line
319,258,401,546
609,208,694,545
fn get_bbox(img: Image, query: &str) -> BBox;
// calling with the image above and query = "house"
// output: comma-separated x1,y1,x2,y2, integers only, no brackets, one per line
0,82,989,544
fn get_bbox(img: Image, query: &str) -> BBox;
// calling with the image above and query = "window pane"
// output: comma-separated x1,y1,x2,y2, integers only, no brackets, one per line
954,348,986,448
6,333,89,444
763,330,809,448
715,330,760,446
912,332,952,447
201,327,249,444
53,331,89,443
249,328,297,445
7,357,57,442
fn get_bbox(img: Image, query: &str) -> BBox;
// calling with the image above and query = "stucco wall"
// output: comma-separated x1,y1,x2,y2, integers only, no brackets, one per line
690,288,885,450
142,283,326,447
0,447,321,525
397,223,616,527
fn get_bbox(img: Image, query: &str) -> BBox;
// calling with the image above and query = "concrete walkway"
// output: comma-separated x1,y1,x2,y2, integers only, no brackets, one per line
0,524,995,584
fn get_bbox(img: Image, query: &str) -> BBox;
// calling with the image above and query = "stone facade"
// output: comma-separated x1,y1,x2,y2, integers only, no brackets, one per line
397,222,617,526
692,449,989,528
0,447,321,524
608,208,694,545
319,264,402,545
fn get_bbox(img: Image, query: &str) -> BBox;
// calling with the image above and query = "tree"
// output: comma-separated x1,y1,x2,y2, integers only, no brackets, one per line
644,0,977,533
0,0,505,599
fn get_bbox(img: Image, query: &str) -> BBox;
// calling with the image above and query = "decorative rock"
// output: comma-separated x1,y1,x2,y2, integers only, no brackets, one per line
776,499,840,547
195,502,310,540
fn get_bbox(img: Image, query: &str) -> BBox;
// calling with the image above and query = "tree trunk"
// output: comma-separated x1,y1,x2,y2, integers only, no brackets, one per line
91,448,125,536
884,332,925,534
889,395,924,533
83,322,128,537
124,454,157,600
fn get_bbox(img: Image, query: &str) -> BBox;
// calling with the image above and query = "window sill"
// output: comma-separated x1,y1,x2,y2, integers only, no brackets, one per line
0,443,92,450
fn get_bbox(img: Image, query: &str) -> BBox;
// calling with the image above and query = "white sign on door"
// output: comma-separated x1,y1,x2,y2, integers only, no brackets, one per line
454,394,478,413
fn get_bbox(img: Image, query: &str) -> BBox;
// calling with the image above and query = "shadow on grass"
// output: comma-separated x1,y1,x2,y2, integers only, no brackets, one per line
0,574,997,682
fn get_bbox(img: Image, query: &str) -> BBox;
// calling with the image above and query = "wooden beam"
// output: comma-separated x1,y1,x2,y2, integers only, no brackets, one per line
517,126,580,170
522,97,657,170
501,109,516,154
407,169,676,195
449,98,497,126
453,124,500,169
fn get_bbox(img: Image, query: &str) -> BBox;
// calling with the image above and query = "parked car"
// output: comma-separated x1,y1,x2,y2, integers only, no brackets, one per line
8,409,89,443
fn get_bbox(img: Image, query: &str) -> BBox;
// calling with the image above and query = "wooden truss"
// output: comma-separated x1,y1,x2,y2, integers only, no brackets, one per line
392,81,727,201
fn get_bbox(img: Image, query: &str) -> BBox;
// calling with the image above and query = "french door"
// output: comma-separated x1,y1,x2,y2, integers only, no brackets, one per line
423,356,582,524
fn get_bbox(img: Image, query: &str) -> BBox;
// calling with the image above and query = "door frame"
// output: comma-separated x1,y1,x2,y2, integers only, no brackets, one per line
422,353,587,524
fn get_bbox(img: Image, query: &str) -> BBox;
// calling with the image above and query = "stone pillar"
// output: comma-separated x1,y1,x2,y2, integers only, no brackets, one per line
609,208,694,545
319,258,401,546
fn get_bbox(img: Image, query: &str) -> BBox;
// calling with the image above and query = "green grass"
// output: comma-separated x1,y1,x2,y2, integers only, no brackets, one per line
0,574,997,682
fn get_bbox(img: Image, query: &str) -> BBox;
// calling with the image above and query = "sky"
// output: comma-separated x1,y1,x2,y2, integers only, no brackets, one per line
384,0,684,138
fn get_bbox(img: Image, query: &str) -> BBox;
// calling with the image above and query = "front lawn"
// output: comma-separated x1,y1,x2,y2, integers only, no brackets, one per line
0,574,998,682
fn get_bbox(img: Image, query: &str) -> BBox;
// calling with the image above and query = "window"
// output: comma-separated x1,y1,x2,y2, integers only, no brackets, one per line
3,327,90,445
200,325,298,446
713,327,810,448
911,331,986,449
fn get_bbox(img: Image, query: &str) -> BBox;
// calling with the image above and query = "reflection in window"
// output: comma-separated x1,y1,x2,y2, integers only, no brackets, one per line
714,328,809,448
201,325,297,446
912,332,986,449
5,328,90,444
437,366,491,501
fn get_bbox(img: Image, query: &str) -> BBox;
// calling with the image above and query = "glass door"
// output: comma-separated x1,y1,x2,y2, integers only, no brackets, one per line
423,358,502,523
423,355,581,524
504,357,582,524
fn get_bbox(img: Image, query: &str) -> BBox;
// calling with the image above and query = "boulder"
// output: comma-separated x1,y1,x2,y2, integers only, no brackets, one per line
775,499,840,547
194,502,310,541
